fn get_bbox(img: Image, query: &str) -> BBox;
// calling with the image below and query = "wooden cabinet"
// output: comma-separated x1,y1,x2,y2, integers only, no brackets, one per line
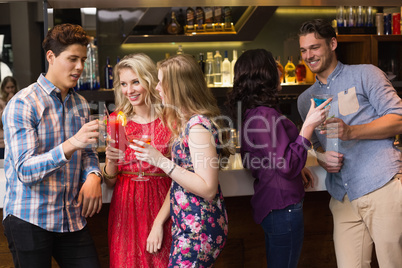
336,35,372,64
337,34,402,90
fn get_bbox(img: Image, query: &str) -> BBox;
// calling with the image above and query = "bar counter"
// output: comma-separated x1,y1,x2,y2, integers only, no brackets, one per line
0,150,327,208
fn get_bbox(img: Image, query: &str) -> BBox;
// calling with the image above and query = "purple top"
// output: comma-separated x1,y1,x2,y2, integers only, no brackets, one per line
240,106,311,224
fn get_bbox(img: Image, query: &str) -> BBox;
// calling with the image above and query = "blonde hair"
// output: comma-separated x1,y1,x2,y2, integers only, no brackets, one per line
157,54,234,164
113,53,163,118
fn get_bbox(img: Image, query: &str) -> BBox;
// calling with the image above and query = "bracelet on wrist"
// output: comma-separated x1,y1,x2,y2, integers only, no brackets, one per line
167,164,176,176
103,164,118,180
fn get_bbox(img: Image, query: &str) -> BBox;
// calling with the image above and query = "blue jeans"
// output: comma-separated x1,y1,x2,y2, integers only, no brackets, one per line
3,214,100,268
260,200,304,268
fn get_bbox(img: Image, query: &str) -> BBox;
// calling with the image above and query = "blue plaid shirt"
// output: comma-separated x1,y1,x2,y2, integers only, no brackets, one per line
2,74,100,232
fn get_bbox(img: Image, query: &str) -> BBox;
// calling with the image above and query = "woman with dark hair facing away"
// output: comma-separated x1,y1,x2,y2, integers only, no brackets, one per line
130,54,232,267
226,49,330,267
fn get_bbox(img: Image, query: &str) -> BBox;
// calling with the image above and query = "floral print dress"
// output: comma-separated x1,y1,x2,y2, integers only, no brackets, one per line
169,115,229,268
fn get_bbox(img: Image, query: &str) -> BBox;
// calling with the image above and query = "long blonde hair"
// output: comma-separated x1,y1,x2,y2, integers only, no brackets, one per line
113,53,163,118
157,54,234,163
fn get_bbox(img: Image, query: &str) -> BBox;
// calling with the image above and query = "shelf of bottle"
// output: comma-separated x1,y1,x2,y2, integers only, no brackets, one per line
124,33,245,43
184,24,236,35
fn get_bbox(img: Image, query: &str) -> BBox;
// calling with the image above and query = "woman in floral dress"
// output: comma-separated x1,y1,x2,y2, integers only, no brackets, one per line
131,54,233,267
103,53,172,267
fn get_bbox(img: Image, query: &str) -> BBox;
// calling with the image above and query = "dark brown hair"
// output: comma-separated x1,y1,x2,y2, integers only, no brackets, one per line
298,19,336,45
42,23,89,56
0,76,18,101
226,49,280,121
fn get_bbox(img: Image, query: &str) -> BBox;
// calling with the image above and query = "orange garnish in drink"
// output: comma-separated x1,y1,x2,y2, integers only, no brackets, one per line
116,111,127,126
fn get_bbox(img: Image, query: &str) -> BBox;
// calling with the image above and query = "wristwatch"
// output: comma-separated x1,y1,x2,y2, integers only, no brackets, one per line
89,171,103,181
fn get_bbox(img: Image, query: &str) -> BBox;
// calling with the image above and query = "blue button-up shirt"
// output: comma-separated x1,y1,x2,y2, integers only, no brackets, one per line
2,74,100,232
298,62,402,201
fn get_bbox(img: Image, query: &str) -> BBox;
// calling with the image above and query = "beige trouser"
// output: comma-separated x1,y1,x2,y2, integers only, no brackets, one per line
329,174,402,268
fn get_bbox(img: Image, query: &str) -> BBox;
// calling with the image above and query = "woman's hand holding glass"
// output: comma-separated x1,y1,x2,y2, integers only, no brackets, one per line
311,94,334,130
105,140,126,165
304,97,333,130
129,139,169,171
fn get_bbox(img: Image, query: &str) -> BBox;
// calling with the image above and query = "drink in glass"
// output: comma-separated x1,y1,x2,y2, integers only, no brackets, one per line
109,112,127,152
89,114,107,152
312,94,333,130
127,134,151,181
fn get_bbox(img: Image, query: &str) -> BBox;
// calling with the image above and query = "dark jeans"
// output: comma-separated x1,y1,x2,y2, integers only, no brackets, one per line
3,214,100,268
260,200,304,268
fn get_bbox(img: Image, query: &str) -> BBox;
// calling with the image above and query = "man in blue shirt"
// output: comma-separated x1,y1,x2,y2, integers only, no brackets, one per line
297,19,402,268
2,24,102,267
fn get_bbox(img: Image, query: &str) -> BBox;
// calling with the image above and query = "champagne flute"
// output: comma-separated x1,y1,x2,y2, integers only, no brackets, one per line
127,134,151,181
312,93,333,131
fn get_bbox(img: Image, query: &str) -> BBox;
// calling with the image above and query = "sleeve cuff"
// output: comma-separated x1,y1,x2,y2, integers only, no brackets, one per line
51,144,70,167
296,135,312,151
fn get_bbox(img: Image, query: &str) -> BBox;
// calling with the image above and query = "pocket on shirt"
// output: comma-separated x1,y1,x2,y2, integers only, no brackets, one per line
338,87,359,116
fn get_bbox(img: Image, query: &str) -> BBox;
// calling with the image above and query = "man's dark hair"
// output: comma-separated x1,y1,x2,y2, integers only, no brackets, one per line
42,23,89,57
299,19,336,45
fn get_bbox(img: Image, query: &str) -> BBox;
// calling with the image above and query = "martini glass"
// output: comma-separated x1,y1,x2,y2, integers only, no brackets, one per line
312,94,333,131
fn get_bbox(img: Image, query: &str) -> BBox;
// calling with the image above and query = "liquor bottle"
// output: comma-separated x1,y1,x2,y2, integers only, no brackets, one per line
214,7,223,31
167,12,182,35
198,52,205,73
222,50,231,86
204,6,214,31
231,49,238,84
104,56,113,89
366,6,374,27
224,7,232,31
186,7,195,33
304,60,315,84
176,45,183,55
87,37,100,90
275,56,284,84
213,50,223,86
195,7,205,32
176,8,186,34
284,56,296,84
356,6,364,27
336,6,345,27
346,6,355,27
295,57,306,84
205,52,214,87
76,66,87,90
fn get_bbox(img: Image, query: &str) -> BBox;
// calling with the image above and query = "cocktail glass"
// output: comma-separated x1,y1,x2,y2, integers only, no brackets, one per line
312,93,333,130
126,134,151,181
108,113,128,165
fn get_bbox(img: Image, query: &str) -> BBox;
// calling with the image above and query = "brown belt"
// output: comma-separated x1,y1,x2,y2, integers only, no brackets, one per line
119,171,168,177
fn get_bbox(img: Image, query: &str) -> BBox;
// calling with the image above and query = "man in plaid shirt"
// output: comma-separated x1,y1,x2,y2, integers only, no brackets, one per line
2,24,103,268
